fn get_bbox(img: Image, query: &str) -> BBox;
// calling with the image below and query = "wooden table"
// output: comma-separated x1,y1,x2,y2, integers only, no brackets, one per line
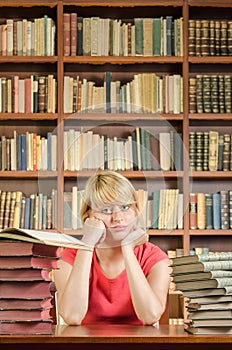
0,325,231,350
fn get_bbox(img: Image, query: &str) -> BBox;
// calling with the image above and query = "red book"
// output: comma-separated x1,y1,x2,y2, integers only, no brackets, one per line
24,77,32,113
0,308,51,321
63,13,71,56
0,298,52,310
0,281,52,299
0,256,59,269
0,320,52,334
70,12,77,56
0,268,51,281
0,240,61,258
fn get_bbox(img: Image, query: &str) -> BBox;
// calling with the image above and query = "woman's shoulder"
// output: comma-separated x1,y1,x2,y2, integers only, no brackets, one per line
134,242,168,274
61,248,78,265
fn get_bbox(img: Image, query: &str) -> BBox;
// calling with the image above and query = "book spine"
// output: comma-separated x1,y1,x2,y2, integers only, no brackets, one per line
63,13,71,56
197,192,206,230
189,193,197,230
220,190,229,230
205,193,213,229
213,193,221,230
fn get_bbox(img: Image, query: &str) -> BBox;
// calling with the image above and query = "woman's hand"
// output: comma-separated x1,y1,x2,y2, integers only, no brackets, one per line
82,217,106,248
121,227,149,250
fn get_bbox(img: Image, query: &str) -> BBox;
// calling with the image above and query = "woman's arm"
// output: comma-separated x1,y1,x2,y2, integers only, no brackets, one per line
54,250,93,325
54,217,106,325
122,239,171,325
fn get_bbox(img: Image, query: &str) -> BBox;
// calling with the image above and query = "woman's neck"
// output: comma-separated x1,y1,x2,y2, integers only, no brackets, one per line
95,246,125,278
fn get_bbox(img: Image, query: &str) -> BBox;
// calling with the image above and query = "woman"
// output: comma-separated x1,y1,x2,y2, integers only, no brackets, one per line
54,170,171,325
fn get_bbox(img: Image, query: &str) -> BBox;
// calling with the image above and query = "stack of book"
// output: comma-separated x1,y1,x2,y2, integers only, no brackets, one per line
0,227,90,334
171,252,232,334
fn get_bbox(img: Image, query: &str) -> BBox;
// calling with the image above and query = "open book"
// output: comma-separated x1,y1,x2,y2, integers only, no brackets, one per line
0,227,91,250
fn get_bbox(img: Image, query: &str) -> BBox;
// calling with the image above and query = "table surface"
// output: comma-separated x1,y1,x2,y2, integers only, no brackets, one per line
0,325,232,344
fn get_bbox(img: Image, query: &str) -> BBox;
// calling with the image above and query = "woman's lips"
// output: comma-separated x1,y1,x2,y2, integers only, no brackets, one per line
111,225,126,231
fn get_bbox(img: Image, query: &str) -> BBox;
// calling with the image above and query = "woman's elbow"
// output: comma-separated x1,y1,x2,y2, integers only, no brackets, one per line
140,305,166,325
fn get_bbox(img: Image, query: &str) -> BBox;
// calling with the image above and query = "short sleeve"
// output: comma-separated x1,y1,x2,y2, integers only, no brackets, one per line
61,248,78,265
134,242,169,276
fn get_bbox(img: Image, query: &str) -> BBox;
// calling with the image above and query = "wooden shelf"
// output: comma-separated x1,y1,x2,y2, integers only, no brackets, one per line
0,0,231,258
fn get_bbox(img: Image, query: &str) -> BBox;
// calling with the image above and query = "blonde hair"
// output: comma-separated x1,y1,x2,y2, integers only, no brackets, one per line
81,170,138,222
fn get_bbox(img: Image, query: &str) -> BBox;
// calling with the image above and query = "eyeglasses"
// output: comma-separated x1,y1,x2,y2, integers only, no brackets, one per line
94,204,135,215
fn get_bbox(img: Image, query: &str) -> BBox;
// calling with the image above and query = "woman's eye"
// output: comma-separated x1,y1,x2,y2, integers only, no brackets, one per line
102,208,112,214
121,205,129,211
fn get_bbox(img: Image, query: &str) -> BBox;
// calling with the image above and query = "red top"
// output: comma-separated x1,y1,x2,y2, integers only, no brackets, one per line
61,242,168,324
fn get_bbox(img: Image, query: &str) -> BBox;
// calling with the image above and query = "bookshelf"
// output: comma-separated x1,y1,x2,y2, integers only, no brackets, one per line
0,0,232,321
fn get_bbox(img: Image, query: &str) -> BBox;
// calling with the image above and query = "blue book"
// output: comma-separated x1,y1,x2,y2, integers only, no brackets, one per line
24,197,31,229
166,16,173,56
173,132,183,171
213,193,221,230
105,71,111,113
152,191,160,229
21,134,26,171
47,132,52,171
77,17,83,56
205,193,213,229
17,134,22,170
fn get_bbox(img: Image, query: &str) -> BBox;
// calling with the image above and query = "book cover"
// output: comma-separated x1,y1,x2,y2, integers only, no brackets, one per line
0,297,52,310
0,240,61,258
0,308,51,321
0,281,52,299
171,251,232,266
0,320,52,335
0,256,59,269
0,227,90,250
175,277,232,291
0,268,51,281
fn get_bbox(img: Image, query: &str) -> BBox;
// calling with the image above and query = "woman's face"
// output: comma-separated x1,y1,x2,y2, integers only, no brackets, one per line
89,203,137,244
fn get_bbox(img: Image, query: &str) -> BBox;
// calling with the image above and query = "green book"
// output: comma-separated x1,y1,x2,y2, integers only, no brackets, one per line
134,18,143,55
153,17,162,56
152,191,160,229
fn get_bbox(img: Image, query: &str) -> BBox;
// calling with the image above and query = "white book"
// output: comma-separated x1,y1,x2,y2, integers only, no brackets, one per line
51,134,57,171
40,137,47,170
159,132,171,171
10,138,16,171
68,76,74,113
31,21,35,56
177,193,184,229
81,132,88,170
68,129,75,171
87,130,93,169
46,17,51,56
108,137,114,170
51,20,56,56
99,135,105,170
26,20,32,56
158,189,165,230
6,19,14,56
173,74,181,114
63,130,68,171
103,18,110,56
74,130,81,171
131,25,135,56
91,17,99,56
63,75,70,113
92,133,100,170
